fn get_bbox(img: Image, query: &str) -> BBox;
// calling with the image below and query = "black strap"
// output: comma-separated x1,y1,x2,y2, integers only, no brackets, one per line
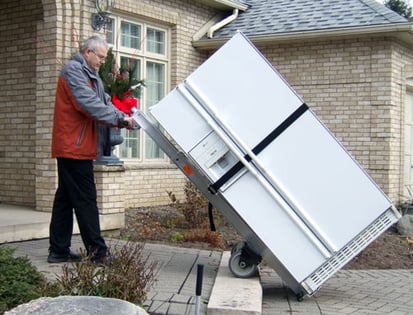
208,103,308,194
208,202,216,231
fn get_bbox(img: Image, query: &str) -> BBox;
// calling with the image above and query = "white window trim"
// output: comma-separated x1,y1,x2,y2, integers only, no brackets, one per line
107,15,170,163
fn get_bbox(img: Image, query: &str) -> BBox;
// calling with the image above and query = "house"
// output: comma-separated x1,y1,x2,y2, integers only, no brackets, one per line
1,0,412,233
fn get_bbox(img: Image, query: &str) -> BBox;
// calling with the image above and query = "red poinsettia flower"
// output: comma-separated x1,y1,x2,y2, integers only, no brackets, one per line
112,93,138,116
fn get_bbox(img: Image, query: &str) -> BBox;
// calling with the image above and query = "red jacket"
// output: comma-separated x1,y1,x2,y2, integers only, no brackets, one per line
52,53,126,160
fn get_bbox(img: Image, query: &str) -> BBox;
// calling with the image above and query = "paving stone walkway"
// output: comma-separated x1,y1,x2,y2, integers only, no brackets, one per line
4,236,413,314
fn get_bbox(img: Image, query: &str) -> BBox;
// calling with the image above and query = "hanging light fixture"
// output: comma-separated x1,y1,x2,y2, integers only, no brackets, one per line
91,0,116,31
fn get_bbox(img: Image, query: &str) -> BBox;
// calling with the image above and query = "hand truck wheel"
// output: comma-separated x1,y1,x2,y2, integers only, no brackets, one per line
228,251,258,278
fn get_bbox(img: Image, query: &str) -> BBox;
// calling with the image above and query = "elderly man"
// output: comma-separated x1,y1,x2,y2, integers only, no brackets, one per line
48,36,133,263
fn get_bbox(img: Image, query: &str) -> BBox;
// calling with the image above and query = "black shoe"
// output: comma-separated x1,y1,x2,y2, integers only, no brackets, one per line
47,250,82,263
91,253,114,265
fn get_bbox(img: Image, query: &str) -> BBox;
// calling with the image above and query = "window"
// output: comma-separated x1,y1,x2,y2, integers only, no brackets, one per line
106,18,115,44
147,28,165,55
121,22,142,49
145,61,165,159
107,17,168,162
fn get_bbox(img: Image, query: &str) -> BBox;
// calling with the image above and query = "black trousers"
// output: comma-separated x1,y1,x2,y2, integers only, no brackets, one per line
49,158,107,258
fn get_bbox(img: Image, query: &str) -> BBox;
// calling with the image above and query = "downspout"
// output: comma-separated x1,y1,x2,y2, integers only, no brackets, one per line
207,9,239,38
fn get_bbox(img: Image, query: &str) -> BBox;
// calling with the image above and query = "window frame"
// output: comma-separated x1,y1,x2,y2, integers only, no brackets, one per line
106,15,170,163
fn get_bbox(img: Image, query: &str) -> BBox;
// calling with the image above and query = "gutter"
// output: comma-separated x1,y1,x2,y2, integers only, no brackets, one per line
194,22,413,49
194,0,248,11
207,9,239,38
213,0,248,10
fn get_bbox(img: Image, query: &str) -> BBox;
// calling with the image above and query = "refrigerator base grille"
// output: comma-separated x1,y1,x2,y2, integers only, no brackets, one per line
301,208,399,295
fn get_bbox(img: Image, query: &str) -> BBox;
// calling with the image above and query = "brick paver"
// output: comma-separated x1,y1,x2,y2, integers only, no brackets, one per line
261,266,413,314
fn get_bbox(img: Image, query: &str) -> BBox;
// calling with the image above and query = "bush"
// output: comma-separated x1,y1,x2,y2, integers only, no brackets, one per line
168,180,209,229
57,242,156,305
0,242,156,314
0,246,58,314
182,229,225,249
166,180,227,249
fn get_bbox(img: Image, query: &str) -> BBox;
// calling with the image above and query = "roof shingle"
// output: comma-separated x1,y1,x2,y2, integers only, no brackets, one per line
212,0,409,38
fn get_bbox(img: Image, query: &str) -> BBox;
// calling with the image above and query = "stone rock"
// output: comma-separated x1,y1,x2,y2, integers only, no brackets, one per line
397,214,413,236
5,296,149,315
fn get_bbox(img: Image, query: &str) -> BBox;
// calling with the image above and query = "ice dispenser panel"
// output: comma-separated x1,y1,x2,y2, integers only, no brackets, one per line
189,131,238,181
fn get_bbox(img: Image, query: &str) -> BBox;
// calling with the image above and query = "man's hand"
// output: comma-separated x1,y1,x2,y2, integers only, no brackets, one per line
122,117,133,129
121,116,140,130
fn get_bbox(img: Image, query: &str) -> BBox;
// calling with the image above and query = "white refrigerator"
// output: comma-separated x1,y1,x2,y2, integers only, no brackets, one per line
144,31,400,299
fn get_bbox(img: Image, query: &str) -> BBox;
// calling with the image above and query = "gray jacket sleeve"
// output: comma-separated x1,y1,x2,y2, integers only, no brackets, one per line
62,60,126,126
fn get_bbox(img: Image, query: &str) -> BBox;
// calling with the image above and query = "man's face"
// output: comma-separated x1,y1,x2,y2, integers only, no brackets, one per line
85,45,107,72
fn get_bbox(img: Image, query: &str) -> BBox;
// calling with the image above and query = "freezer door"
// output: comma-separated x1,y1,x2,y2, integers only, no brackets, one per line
149,88,212,153
184,32,303,151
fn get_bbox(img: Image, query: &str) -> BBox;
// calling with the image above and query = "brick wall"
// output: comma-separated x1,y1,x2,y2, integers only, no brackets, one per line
34,0,83,212
386,40,413,200
122,165,187,207
0,0,43,206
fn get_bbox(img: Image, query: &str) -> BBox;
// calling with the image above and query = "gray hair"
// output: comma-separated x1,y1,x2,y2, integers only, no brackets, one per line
80,36,108,53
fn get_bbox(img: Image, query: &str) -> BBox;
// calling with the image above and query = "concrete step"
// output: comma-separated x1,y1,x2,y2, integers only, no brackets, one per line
208,251,262,315
0,204,51,243
0,204,123,243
